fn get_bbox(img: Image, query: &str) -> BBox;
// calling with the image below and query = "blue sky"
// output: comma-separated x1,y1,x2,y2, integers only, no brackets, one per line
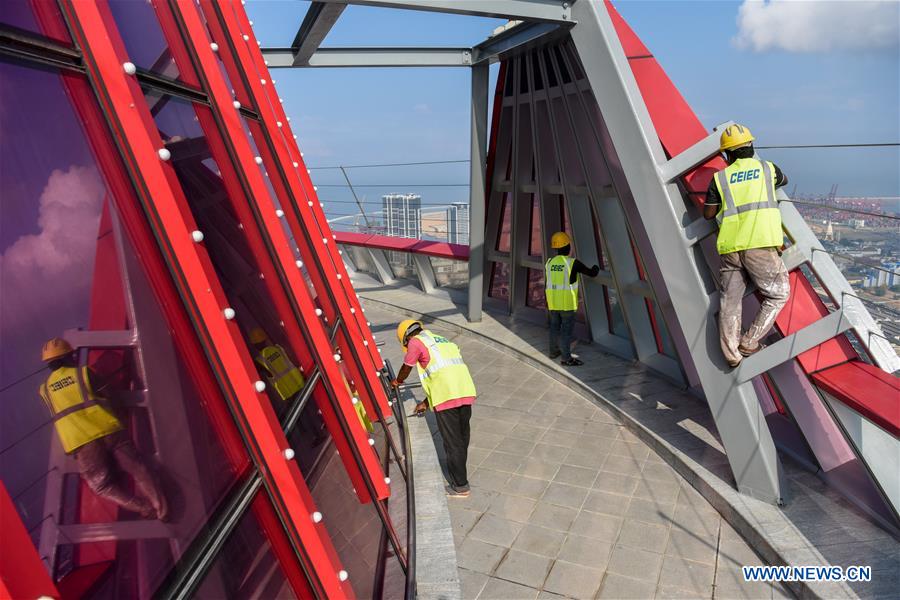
246,0,899,219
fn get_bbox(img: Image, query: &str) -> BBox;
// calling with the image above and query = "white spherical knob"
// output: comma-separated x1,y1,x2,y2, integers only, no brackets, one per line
242,34,249,41
308,201,314,207
350,308,355,314
223,307,236,320
283,448,295,460
292,161,299,168
157,148,171,161
363,340,369,346
296,260,303,268
336,274,342,280
210,42,219,52
254,156,263,165
384,477,391,485
315,308,323,316
123,62,136,75
368,438,375,446
312,511,323,523
351,396,358,405
233,100,241,109
277,121,283,128
260,78,266,85
254,380,266,392
333,353,341,362
276,209,284,218
191,230,204,242
338,570,348,582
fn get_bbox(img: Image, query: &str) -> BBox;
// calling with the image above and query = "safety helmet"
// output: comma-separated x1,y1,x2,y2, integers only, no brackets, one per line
42,337,74,362
249,328,267,345
719,124,755,151
396,319,423,350
550,231,571,249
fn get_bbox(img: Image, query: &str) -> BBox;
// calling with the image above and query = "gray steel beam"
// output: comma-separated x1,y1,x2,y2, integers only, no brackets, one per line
473,21,570,64
368,248,396,284
737,309,852,382
262,47,472,68
468,64,489,322
291,1,347,66
317,0,573,22
570,2,784,503
412,253,437,294
658,122,734,184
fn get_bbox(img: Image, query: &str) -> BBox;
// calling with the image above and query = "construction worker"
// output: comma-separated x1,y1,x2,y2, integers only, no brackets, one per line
545,231,600,366
39,338,168,520
703,124,790,368
250,327,305,401
390,320,476,498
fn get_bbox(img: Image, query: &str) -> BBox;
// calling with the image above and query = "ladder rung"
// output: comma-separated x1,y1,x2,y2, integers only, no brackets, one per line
58,519,172,543
737,309,851,382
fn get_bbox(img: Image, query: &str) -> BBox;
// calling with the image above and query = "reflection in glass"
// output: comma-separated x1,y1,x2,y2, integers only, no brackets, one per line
1,61,246,598
489,261,510,301
526,268,547,309
108,0,182,81
0,0,71,43
606,287,628,338
497,194,511,252
528,195,542,257
430,257,468,289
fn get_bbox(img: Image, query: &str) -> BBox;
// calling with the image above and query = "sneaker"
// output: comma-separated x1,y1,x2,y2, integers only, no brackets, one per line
560,358,583,367
738,343,764,357
549,350,561,359
726,357,742,368
446,485,470,498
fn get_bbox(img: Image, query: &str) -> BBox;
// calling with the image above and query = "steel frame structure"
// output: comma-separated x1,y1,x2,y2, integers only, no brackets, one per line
265,0,899,519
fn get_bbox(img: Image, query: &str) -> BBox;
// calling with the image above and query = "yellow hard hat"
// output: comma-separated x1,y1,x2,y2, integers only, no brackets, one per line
42,337,74,362
396,319,423,349
719,124,755,151
550,231,571,249
249,328,267,345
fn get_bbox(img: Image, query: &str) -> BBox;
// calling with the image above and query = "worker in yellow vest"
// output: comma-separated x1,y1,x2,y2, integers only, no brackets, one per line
545,231,600,366
704,124,790,368
250,328,305,401
39,338,167,520
391,320,476,498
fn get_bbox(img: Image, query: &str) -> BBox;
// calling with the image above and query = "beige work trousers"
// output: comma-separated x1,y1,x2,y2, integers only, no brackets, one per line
719,247,790,366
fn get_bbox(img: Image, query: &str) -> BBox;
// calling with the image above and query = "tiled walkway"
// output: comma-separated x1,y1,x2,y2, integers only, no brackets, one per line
368,305,790,599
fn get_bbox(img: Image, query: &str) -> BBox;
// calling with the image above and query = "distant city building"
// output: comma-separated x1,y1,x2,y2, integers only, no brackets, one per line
420,202,470,245
381,193,421,239
850,218,866,229
864,262,900,289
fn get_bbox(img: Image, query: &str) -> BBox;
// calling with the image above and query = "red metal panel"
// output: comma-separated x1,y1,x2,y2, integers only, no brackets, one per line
335,232,471,261
61,1,354,596
775,271,855,372
0,483,59,600
205,2,392,424
812,361,900,437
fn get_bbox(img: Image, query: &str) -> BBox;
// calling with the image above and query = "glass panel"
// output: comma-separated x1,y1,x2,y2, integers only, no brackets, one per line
108,0,183,81
1,0,71,43
430,257,468,289
606,287,628,338
142,90,301,420
526,268,547,309
528,195,542,257
650,300,677,358
194,494,299,599
0,61,247,598
489,261,510,301
496,193,511,252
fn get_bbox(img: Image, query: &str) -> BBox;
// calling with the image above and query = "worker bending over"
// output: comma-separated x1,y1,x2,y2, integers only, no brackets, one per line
250,327,305,402
703,124,790,368
39,338,168,520
391,320,476,498
545,231,600,366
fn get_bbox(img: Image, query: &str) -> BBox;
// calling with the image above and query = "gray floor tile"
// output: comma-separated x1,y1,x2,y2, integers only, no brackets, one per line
458,568,489,600
570,510,623,543
516,456,562,481
494,550,553,590
536,591,568,600
541,482,589,510
608,440,652,461
606,545,663,581
657,583,712,599
468,514,525,547
666,528,718,565
471,432,505,451
617,519,669,553
626,496,677,527
481,450,527,474
530,443,571,463
582,489,631,517
558,534,613,570
528,502,579,532
470,468,512,493
658,555,714,595
592,471,640,496
456,538,508,575
642,461,682,483
509,422,548,440
511,524,567,558
602,454,645,476
564,448,608,469
486,494,538,523
539,428,581,448
553,464,598,488
632,477,681,505
598,573,657,599
504,474,551,500
477,577,539,600
452,508,484,541
543,560,605,599
495,437,537,456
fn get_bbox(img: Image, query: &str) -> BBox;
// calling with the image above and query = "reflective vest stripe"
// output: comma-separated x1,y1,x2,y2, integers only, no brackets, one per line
421,356,466,378
717,162,777,224
52,398,101,420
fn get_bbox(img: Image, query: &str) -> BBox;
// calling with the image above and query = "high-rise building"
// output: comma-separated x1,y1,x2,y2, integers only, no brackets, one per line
381,193,421,239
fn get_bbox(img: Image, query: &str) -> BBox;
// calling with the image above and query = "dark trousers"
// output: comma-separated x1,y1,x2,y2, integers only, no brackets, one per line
434,405,472,489
549,310,576,360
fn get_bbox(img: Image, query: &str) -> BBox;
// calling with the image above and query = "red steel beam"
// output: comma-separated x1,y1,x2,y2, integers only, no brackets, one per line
335,231,471,261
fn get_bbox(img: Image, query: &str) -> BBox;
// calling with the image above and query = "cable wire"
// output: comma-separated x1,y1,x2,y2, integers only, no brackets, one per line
787,199,899,221
309,159,470,170
756,142,899,149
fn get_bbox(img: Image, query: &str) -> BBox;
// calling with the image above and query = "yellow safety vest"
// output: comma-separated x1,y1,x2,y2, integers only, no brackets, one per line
39,366,122,454
255,345,305,401
545,255,578,311
714,158,783,254
414,330,477,410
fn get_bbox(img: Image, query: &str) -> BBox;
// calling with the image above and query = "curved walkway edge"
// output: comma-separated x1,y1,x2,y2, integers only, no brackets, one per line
360,292,864,600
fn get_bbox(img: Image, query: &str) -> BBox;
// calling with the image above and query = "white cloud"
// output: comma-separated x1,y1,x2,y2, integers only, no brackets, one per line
733,0,900,52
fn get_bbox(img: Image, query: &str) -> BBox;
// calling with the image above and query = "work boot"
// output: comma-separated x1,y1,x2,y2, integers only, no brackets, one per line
446,484,470,498
560,357,583,367
738,343,764,357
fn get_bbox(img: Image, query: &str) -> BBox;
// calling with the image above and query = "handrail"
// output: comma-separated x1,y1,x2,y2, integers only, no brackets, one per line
336,232,470,261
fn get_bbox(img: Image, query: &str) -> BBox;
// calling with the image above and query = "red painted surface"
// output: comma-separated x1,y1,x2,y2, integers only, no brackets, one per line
812,361,900,437
0,483,59,600
604,1,885,438
335,231,470,261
